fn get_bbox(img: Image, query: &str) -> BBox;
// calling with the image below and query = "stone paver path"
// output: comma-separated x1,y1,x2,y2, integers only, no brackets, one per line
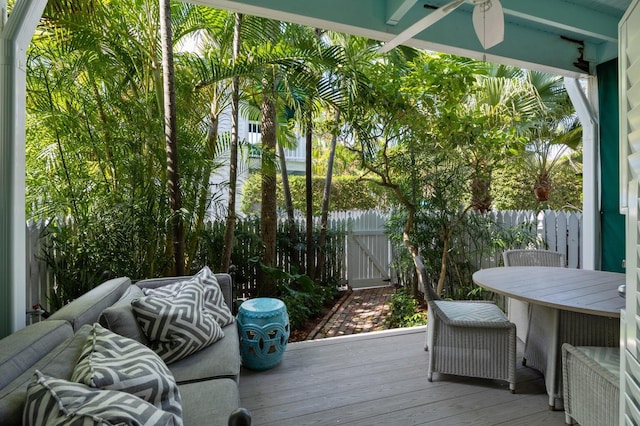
306,286,395,340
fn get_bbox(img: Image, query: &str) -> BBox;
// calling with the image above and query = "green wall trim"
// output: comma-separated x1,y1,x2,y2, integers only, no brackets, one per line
597,58,625,272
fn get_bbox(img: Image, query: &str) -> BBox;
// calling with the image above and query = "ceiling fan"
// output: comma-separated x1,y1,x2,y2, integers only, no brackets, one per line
378,0,504,53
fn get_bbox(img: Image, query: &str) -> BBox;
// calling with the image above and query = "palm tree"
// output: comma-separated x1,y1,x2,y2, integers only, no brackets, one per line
316,33,374,280
464,64,538,212
234,21,346,293
27,0,230,279
160,0,184,275
520,71,582,204
221,12,243,273
527,114,582,203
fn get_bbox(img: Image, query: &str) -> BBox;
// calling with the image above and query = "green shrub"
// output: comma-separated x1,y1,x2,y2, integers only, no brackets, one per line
387,287,427,328
492,159,582,211
240,173,394,215
258,262,339,330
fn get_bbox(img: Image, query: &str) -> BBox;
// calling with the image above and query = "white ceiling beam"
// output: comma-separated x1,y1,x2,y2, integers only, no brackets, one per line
386,0,419,25
1,0,6,30
502,0,619,43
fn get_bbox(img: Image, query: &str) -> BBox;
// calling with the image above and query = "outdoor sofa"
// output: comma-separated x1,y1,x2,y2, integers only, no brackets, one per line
0,267,250,425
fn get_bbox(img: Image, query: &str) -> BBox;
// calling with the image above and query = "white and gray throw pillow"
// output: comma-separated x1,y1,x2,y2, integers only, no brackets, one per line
23,371,177,426
143,266,234,327
71,323,183,424
132,281,225,364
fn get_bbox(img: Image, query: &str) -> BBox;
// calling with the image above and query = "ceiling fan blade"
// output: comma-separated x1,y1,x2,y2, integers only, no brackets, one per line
378,0,465,53
472,0,504,49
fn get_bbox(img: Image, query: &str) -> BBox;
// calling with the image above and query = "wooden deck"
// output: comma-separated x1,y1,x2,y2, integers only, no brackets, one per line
238,327,567,425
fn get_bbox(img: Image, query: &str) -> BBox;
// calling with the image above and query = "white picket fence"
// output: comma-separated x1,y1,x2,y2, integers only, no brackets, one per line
25,219,54,322
473,210,582,269
23,209,582,322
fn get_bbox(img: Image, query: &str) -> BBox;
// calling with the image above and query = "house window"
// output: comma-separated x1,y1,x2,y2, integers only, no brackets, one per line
248,121,261,135
247,121,261,144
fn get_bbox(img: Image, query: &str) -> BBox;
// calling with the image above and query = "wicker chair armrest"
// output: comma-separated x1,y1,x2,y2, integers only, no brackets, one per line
562,343,619,386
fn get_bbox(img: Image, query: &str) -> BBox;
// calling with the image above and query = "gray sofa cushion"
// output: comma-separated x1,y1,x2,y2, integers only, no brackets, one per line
0,324,91,424
0,320,73,390
98,285,149,344
169,324,240,384
48,277,132,331
179,378,239,426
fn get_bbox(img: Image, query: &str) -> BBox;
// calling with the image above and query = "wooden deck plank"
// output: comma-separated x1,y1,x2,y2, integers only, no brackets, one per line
239,327,566,425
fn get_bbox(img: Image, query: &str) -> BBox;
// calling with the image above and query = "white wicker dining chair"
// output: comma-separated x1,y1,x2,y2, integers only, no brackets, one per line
502,249,565,268
414,255,516,392
502,249,565,367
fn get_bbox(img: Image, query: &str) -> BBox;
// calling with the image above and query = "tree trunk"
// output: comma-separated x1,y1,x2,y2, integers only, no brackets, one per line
258,75,278,297
278,144,301,271
534,170,552,202
470,160,492,213
471,174,492,213
305,117,315,280
436,236,449,297
159,0,184,275
188,97,218,271
317,109,340,283
221,13,242,273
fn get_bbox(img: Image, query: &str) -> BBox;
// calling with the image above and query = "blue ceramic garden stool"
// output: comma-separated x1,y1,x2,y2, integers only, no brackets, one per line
237,298,290,371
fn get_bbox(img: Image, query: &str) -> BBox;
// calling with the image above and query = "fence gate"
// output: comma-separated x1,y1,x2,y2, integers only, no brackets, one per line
345,211,392,289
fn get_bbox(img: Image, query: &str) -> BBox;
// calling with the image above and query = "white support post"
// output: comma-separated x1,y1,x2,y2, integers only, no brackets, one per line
564,76,600,270
1,1,6,29
0,0,48,337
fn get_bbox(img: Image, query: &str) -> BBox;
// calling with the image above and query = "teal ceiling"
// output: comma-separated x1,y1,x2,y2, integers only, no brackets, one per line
194,0,631,76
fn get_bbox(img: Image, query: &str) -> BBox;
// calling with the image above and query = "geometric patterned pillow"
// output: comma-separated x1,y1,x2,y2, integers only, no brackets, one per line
143,266,235,327
23,371,178,426
70,323,183,424
132,281,225,364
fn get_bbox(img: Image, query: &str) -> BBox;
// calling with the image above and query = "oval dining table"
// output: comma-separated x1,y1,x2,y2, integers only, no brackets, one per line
472,266,625,410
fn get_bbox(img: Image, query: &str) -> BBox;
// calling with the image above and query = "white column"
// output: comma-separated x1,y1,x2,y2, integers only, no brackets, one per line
0,0,47,336
564,76,599,270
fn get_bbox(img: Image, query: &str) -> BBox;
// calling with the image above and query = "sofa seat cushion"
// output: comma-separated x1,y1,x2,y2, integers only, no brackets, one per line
23,371,177,426
435,300,508,322
132,282,224,364
142,266,234,327
0,324,91,424
48,277,132,332
575,346,620,378
71,324,182,423
179,378,239,426
169,324,240,384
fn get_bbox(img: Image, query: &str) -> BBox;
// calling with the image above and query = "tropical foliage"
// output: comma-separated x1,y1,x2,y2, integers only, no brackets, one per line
240,174,393,214
387,287,428,328
24,0,583,318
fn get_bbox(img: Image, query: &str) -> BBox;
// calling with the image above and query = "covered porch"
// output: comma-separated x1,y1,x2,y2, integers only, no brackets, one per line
0,0,625,333
240,327,566,425
0,1,634,423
